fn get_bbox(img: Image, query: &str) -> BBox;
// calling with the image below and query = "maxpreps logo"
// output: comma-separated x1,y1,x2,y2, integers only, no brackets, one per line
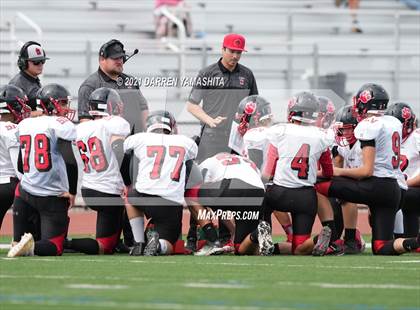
197,209,259,221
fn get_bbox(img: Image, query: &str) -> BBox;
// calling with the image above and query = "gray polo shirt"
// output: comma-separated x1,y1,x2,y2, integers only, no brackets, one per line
78,68,148,133
188,58,258,131
8,71,42,111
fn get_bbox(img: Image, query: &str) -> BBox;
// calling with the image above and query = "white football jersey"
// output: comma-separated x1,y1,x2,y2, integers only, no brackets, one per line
400,128,420,180
124,133,198,204
354,115,402,179
267,123,333,188
199,153,264,189
243,126,270,170
0,121,21,183
337,140,362,169
76,116,130,195
18,116,76,196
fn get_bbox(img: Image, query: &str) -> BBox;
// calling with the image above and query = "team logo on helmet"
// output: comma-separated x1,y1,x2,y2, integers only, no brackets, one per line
244,101,257,115
35,48,42,56
358,90,372,104
401,107,412,120
234,39,241,47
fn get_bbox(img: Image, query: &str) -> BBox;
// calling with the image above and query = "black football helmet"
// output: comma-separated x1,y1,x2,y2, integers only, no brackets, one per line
352,83,389,122
36,83,74,120
386,102,416,141
235,95,272,136
0,85,31,123
287,91,319,124
316,95,336,129
146,110,177,134
88,87,123,117
333,105,358,147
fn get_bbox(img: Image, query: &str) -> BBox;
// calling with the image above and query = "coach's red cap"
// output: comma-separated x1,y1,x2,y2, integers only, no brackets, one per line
223,33,247,52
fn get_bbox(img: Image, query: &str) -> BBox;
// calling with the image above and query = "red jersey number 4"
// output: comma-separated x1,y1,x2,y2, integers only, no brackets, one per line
290,144,310,179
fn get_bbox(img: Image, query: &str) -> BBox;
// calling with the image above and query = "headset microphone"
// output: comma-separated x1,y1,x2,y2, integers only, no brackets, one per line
124,49,139,63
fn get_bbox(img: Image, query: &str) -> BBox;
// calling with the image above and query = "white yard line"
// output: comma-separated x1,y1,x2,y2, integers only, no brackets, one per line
184,282,250,289
276,281,419,290
0,274,150,282
0,298,291,310
66,284,128,290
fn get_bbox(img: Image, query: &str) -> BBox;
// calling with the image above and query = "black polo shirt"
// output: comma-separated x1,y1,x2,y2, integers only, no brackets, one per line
8,70,42,111
78,68,148,133
188,58,258,131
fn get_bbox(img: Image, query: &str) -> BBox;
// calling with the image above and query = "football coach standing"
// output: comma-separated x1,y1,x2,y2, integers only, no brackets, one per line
186,33,258,163
9,41,49,112
78,39,149,133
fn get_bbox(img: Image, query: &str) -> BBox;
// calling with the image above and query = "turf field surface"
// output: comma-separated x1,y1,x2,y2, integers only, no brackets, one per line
0,253,419,310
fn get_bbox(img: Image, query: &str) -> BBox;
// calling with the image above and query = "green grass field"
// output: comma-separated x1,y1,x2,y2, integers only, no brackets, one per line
0,249,419,310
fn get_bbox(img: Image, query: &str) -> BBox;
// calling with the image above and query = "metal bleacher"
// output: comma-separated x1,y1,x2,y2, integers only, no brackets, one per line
0,0,419,134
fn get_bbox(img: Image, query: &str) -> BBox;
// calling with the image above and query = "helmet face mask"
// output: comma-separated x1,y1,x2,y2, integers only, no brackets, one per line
352,83,389,122
334,123,357,147
0,85,31,123
333,105,358,147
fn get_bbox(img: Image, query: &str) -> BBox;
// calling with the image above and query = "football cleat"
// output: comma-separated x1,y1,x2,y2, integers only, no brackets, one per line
257,221,274,256
129,242,144,256
7,233,35,257
114,239,131,254
312,226,332,256
325,240,345,256
344,239,362,255
143,230,160,256
194,242,224,256
221,239,235,254
185,237,197,253
355,229,366,253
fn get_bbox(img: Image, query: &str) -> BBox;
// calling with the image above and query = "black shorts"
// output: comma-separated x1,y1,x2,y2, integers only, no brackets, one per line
198,178,265,244
264,184,317,236
329,176,401,209
0,177,18,227
13,185,68,254
401,186,420,237
81,188,124,252
328,176,401,243
401,186,420,214
127,189,182,245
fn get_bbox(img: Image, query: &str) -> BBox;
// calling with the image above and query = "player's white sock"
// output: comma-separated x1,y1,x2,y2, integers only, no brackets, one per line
130,217,145,243
394,210,404,235
159,239,169,254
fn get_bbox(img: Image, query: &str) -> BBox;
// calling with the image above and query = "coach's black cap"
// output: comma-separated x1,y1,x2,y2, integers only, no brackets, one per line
99,40,126,59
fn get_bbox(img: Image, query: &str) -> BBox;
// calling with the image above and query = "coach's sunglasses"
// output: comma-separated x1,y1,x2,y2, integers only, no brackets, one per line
31,60,46,65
